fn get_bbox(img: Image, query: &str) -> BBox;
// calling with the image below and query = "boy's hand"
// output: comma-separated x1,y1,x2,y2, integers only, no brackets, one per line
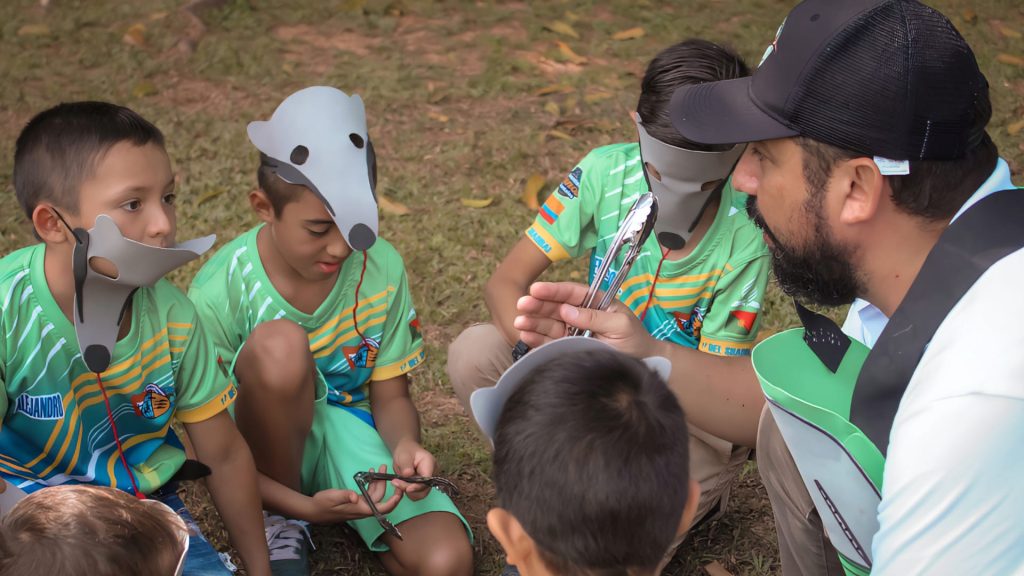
514,281,662,359
308,470,403,524
392,439,436,501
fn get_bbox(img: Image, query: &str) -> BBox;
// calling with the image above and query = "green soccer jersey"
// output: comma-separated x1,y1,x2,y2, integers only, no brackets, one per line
527,143,770,356
188,227,424,424
0,244,236,494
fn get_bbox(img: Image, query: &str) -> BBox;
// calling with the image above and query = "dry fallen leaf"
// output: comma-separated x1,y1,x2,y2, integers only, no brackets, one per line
427,111,450,123
546,129,574,141
148,11,169,21
131,80,158,98
534,83,575,97
1008,120,1024,136
612,27,645,41
990,20,1022,39
556,41,588,65
460,197,494,208
991,20,1022,39
521,174,545,211
378,194,411,215
961,8,977,24
563,10,580,23
997,53,1024,68
196,187,226,206
17,24,50,37
543,101,560,116
543,20,579,39
123,23,146,47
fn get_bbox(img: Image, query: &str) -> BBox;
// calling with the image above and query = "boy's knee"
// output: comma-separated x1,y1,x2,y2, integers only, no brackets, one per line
417,537,474,576
446,323,511,407
237,319,313,394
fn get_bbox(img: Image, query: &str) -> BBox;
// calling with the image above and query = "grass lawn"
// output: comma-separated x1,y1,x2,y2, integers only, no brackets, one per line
1,0,1021,574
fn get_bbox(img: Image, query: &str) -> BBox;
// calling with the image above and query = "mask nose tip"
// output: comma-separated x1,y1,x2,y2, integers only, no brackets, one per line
348,224,376,251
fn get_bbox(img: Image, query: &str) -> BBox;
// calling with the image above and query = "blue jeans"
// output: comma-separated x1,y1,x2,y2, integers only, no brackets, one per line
153,484,234,575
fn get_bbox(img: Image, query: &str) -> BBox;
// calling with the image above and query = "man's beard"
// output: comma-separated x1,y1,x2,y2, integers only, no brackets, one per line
746,194,862,307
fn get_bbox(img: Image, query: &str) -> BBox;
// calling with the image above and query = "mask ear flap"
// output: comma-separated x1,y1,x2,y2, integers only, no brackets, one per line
366,139,378,200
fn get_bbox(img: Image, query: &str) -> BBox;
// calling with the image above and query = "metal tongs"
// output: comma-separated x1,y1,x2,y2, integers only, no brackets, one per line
352,470,460,540
569,192,659,337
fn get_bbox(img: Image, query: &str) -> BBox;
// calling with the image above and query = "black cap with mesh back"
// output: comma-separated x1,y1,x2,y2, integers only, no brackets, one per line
670,0,989,161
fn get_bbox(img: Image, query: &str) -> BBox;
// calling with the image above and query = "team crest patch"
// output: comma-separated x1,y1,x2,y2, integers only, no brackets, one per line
673,307,706,339
133,384,172,419
15,392,65,421
557,167,582,199
344,337,381,369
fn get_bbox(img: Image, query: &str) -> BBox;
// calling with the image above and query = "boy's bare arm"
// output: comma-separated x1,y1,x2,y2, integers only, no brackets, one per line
484,237,552,346
370,375,435,501
255,469,402,524
184,411,271,576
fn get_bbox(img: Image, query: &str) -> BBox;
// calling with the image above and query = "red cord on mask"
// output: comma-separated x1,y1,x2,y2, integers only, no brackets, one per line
96,372,145,499
639,247,670,321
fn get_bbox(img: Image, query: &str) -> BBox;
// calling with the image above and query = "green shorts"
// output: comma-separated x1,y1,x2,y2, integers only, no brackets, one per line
230,346,471,552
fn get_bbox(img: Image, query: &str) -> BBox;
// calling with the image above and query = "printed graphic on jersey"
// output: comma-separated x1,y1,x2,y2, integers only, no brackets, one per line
557,167,582,199
15,393,65,421
344,337,381,370
132,384,172,419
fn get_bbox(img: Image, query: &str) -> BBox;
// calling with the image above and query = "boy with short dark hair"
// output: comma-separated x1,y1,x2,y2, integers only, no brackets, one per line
189,86,473,576
450,38,770,525
0,101,270,574
0,484,189,576
474,338,700,576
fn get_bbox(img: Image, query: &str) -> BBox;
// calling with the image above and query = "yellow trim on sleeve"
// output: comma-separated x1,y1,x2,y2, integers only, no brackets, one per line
698,337,754,357
177,382,236,423
525,223,570,262
371,348,426,381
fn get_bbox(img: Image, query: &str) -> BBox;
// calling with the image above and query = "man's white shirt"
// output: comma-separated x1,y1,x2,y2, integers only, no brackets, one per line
838,159,1023,575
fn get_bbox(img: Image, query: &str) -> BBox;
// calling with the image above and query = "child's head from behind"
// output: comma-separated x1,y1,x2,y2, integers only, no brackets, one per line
250,155,355,281
14,101,175,247
488,349,698,576
636,39,749,152
0,484,188,576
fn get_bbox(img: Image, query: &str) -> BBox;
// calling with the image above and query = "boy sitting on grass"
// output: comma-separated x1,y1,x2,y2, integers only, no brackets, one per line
473,338,700,576
0,101,269,575
189,86,472,576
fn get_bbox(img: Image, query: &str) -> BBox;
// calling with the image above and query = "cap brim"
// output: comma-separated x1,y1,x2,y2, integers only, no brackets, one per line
670,77,798,147
470,337,671,444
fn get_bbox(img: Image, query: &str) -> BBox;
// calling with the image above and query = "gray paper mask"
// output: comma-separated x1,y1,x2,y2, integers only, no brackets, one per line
70,215,215,372
635,115,743,249
247,86,378,251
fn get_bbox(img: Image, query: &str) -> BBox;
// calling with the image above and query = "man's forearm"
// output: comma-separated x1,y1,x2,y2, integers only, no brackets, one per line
655,339,764,447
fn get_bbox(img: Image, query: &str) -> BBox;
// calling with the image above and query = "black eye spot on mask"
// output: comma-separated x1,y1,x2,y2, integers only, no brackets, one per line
350,133,365,149
290,145,309,165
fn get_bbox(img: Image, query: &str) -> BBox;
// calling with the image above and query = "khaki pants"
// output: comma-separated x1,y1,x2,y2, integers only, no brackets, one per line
447,322,751,527
757,404,845,576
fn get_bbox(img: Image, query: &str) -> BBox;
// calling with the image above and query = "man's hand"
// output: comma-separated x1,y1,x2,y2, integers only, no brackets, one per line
513,281,662,358
392,439,436,501
305,465,402,523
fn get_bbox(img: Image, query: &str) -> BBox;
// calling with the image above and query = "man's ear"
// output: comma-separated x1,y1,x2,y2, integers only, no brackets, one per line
249,189,276,223
32,204,72,245
487,508,535,570
836,157,885,226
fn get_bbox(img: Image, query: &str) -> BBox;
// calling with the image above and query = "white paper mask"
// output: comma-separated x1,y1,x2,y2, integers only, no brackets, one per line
635,114,744,249
67,214,214,372
248,86,378,251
